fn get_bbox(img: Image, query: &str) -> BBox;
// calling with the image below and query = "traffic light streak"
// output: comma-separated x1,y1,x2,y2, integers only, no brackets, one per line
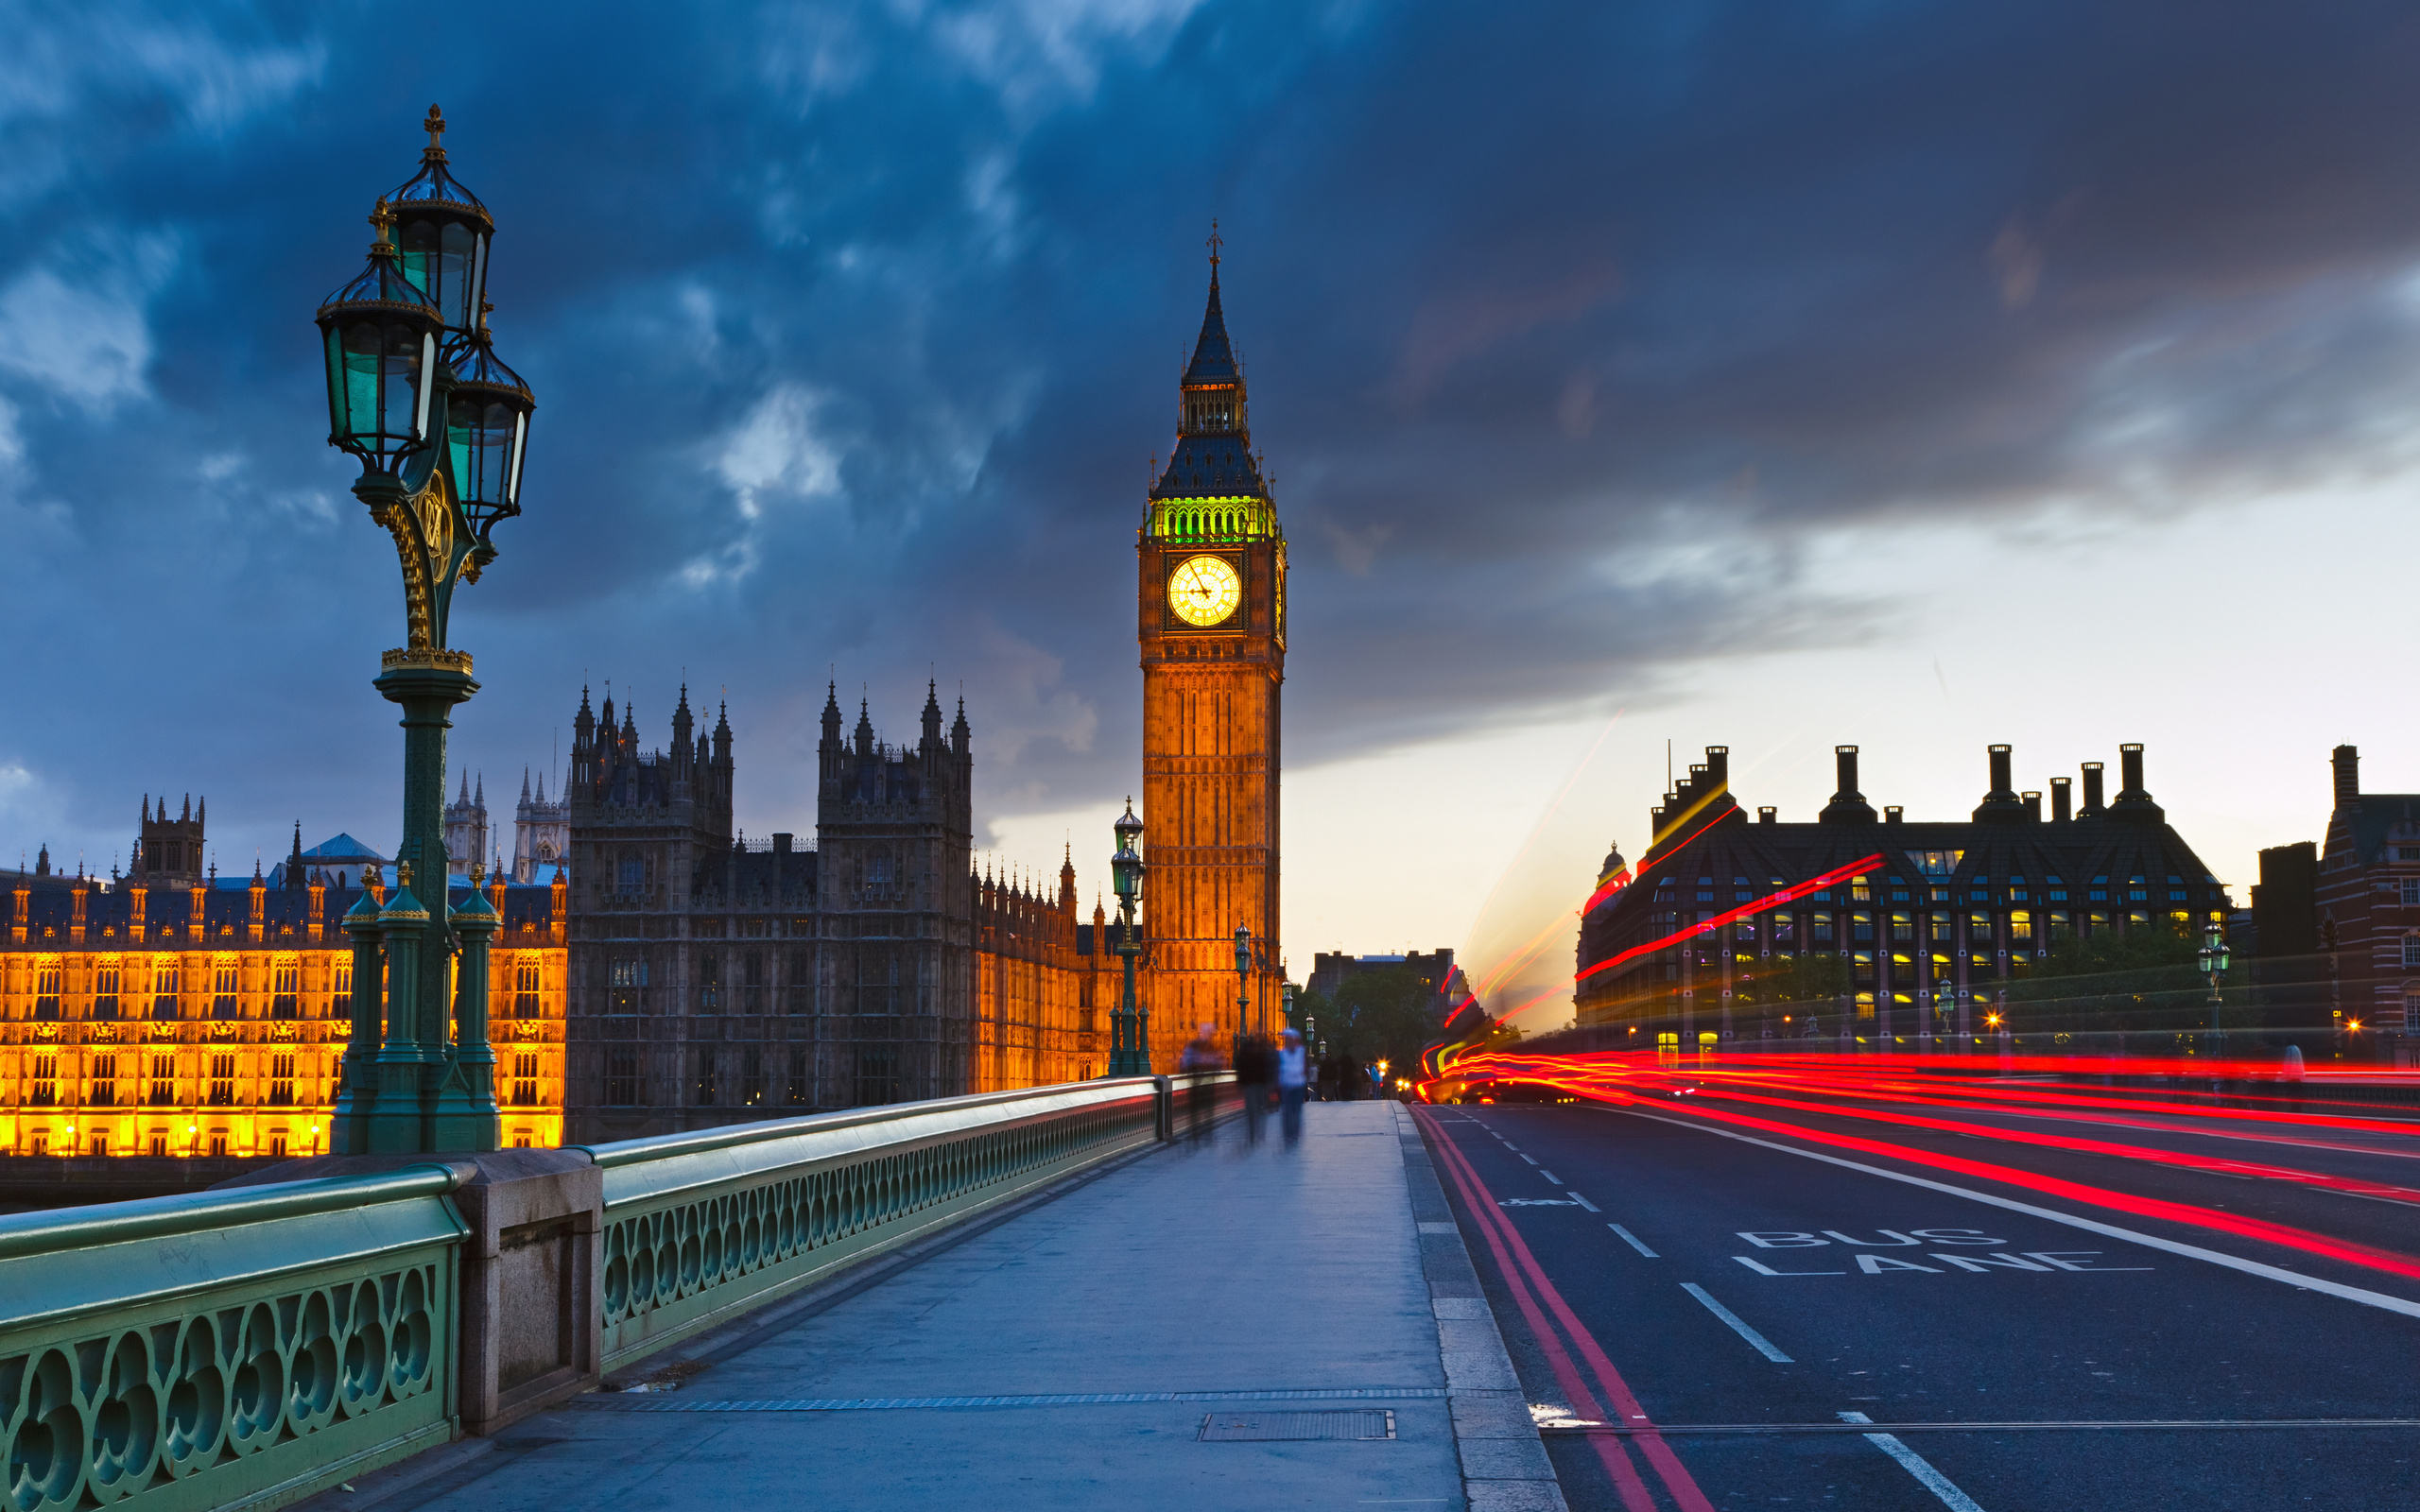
1422,1051,2420,1286
1575,853,1887,985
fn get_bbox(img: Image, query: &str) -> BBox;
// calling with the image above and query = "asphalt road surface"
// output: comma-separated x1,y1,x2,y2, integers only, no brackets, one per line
1417,1083,2420,1511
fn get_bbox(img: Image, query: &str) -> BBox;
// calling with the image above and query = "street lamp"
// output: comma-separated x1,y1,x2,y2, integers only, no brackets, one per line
2197,923,2231,1055
1108,799,1149,1075
1234,923,1253,1042
317,106,533,1157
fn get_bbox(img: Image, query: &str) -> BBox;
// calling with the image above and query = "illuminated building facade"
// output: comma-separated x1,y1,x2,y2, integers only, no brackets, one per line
562,683,1117,1143
1135,248,1287,1064
1575,743,2233,1040
0,863,567,1160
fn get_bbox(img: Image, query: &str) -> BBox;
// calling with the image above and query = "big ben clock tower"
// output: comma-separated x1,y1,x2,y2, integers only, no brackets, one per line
1138,237,1286,1068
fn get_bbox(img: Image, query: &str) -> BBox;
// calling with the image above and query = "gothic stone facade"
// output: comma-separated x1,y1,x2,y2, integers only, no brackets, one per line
1,865,568,1160
562,683,1116,1143
1135,261,1287,1064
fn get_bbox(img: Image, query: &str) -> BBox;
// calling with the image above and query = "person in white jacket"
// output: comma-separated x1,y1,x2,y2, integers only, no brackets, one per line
1275,1027,1309,1148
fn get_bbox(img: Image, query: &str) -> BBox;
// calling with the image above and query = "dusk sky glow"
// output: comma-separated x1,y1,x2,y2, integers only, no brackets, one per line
9,3,2420,1025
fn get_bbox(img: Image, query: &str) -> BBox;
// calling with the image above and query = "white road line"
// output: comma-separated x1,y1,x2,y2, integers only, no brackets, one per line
1568,1193,1600,1212
1680,1283,1791,1363
1837,1412,1987,1511
1612,1108,2420,1321
1541,1170,1564,1184
1609,1224,1658,1257
1519,1154,1538,1164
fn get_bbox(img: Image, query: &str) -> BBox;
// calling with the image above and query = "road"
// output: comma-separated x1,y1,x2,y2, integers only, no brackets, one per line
1416,1073,2420,1511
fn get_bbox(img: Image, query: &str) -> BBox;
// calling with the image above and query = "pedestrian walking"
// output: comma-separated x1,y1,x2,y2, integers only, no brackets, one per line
1276,1028,1308,1148
1235,1032,1275,1144
1179,1022,1225,1143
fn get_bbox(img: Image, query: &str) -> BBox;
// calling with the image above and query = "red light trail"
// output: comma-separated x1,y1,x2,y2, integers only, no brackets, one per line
1418,1048,2420,1287
1574,853,1886,984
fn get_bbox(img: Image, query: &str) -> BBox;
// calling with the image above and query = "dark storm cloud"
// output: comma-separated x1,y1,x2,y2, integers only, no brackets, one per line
6,0,2420,866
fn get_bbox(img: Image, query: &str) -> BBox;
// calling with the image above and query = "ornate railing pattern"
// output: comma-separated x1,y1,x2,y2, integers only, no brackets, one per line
0,1168,464,1512
578,1077,1174,1370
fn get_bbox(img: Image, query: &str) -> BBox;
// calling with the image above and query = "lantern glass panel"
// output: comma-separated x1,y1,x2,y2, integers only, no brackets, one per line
411,331,436,438
395,217,487,334
448,395,517,507
507,409,527,506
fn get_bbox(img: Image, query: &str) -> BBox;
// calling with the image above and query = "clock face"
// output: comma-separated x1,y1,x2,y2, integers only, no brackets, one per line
1168,554,1241,627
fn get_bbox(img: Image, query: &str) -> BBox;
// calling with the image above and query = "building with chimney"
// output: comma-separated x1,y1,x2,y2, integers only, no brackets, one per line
2249,745,2420,1052
1574,743,2233,1043
561,683,1116,1143
1307,950,1457,1005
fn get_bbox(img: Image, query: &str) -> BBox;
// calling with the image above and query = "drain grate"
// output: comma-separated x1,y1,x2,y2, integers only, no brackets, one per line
1198,1409,1396,1442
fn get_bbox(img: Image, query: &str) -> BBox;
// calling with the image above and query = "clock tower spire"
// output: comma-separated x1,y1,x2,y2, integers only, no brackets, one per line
1137,231,1286,1066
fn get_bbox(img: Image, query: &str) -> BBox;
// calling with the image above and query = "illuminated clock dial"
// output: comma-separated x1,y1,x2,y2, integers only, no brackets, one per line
1168,554,1241,627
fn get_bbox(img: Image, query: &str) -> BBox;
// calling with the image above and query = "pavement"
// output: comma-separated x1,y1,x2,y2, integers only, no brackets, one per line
304,1099,1566,1512
1421,1095,2420,1512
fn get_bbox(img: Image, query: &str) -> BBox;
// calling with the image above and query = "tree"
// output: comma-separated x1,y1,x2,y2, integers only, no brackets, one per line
1302,966,1444,1082
1998,917,2231,1034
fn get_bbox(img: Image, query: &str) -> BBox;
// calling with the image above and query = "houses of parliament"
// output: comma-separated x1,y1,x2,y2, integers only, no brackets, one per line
0,254,1288,1159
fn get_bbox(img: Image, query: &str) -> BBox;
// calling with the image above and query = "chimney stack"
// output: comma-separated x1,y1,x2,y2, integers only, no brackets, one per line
2022,791,2042,823
2333,745,2360,809
2110,744,2164,819
1884,806,1904,824
1820,746,1877,824
2080,762,2105,816
2049,776,2072,822
1705,747,1729,786
1973,744,2025,820
1756,807,1776,825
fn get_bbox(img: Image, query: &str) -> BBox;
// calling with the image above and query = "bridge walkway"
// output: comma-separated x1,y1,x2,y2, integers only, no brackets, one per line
298,1100,1562,1512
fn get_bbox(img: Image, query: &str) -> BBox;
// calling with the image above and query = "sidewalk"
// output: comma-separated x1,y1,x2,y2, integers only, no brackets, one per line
304,1100,1562,1512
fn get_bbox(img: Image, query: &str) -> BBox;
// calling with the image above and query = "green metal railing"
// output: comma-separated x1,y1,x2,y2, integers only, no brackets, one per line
0,1168,465,1512
576,1075,1180,1372
0,1073,1239,1507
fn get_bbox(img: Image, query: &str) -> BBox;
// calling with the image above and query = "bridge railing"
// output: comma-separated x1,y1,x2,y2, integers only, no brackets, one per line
0,1073,1237,1509
0,1168,466,1512
574,1075,1172,1372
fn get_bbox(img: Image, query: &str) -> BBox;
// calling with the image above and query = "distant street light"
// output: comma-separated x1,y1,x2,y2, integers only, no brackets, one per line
2197,923,2232,1057
1234,923,1253,1042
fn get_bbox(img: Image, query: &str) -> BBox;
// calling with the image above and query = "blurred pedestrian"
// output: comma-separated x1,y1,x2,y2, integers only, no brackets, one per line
1339,1055,1363,1101
1276,1028,1308,1147
1236,1032,1275,1144
1180,1022,1225,1143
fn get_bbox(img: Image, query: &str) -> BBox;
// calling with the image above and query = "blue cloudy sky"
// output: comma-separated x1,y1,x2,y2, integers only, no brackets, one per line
8,1,2420,1019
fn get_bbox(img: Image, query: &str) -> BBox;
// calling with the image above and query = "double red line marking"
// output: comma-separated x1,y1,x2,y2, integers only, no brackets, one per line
1416,1108,1715,1512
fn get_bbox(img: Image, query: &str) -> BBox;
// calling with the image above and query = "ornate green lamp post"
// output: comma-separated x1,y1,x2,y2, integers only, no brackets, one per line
1108,800,1149,1075
319,108,535,1156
